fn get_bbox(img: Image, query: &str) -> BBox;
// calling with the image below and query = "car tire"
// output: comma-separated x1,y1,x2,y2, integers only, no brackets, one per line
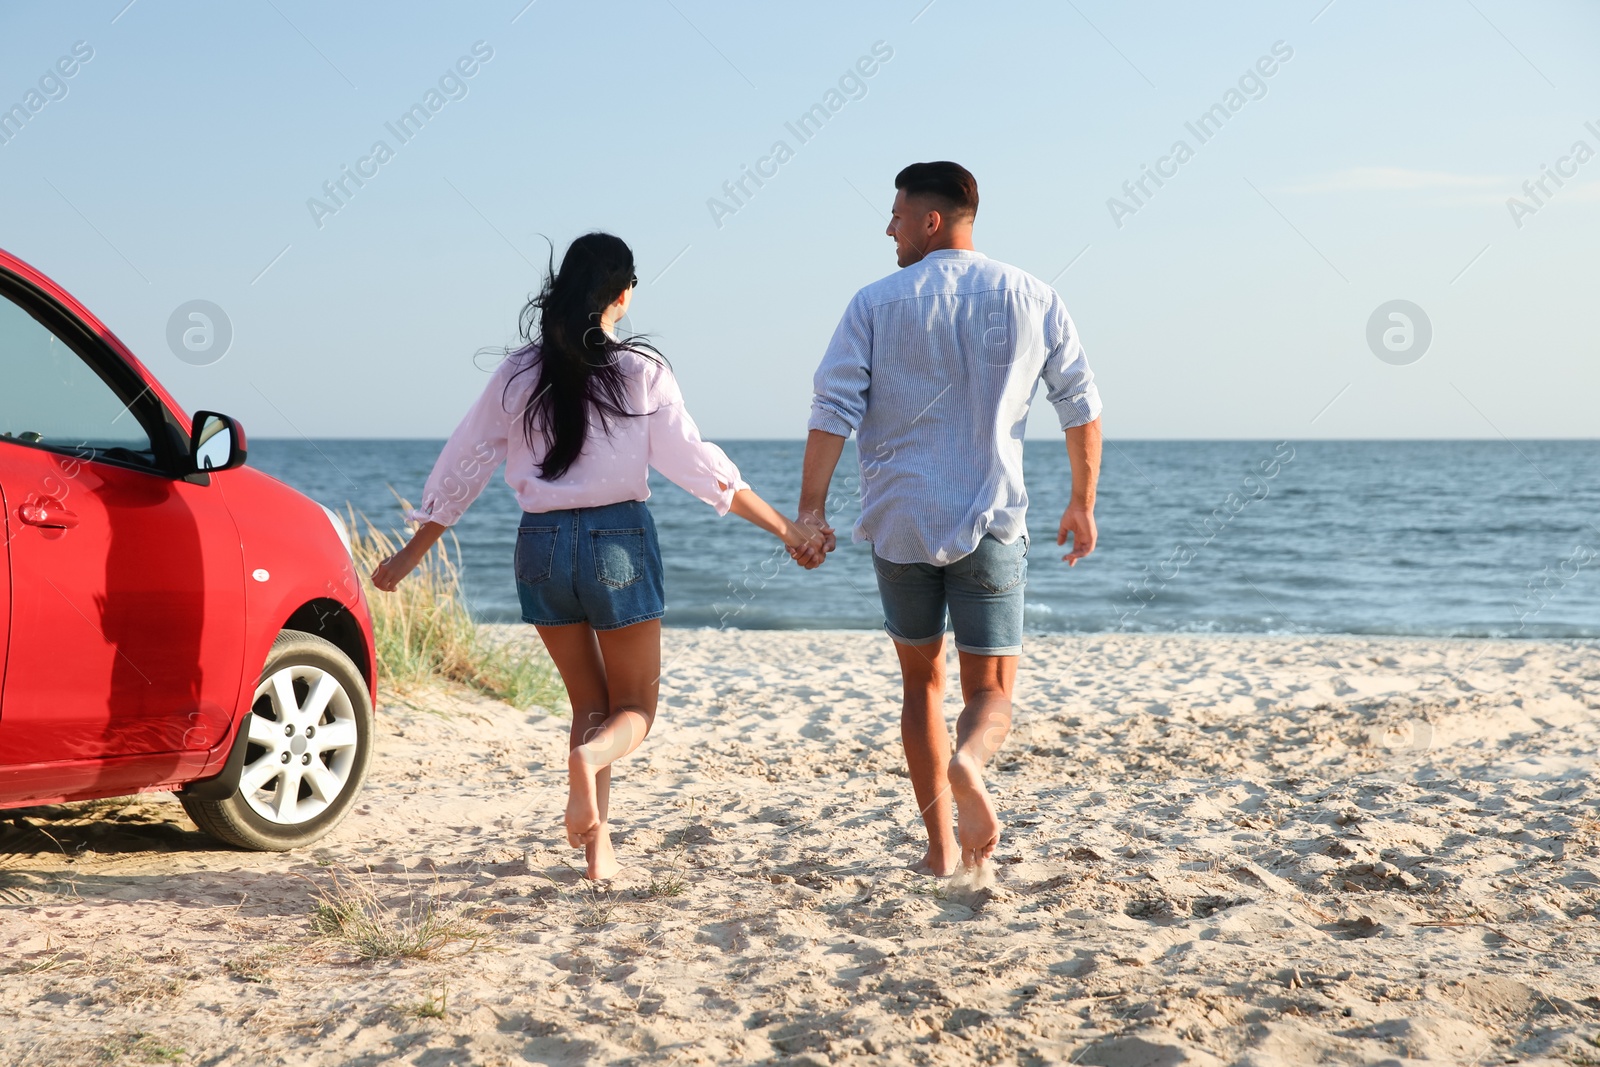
181,629,373,851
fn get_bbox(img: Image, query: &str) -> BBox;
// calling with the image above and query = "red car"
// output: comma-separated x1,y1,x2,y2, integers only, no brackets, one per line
0,249,376,850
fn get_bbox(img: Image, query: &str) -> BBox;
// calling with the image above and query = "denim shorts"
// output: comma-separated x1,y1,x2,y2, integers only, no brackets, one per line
514,500,665,630
872,533,1028,656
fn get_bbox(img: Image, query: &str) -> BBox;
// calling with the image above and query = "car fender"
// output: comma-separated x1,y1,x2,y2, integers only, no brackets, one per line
192,467,376,779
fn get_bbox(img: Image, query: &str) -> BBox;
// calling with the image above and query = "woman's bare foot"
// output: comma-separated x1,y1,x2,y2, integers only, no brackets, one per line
946,751,1000,870
586,824,620,880
566,749,601,848
912,846,959,878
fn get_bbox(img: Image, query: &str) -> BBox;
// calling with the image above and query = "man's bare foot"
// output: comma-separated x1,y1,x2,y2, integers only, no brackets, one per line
912,846,958,878
946,751,1000,870
565,749,601,848
586,824,620,880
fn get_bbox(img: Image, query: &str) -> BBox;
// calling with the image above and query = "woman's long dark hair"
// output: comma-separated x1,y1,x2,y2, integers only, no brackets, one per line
506,232,662,481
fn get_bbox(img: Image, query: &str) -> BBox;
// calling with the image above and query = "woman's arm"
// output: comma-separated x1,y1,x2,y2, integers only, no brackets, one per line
374,357,518,591
728,487,826,569
641,364,823,567
371,521,448,590
405,358,521,529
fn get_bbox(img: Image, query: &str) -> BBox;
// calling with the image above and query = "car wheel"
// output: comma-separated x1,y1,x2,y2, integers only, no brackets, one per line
181,629,373,851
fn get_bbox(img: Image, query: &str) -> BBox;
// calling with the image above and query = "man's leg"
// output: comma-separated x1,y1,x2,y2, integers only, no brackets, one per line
892,635,958,876
873,551,956,874
947,652,1018,870
943,535,1028,870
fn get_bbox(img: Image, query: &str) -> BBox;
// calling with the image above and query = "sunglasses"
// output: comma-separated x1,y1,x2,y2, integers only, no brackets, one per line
630,274,639,289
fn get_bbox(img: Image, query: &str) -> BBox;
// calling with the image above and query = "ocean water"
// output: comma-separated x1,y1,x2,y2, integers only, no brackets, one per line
249,439,1600,639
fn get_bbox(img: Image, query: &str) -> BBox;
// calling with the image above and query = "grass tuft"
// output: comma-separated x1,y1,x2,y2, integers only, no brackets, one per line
308,866,488,961
644,870,688,898
224,944,294,984
395,985,450,1019
348,507,563,709
96,1032,185,1065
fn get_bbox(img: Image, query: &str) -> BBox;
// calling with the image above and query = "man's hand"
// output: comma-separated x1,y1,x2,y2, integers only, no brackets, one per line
1056,502,1097,566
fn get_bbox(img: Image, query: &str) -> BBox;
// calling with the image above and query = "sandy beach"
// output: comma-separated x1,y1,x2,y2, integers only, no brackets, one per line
2,628,1598,1065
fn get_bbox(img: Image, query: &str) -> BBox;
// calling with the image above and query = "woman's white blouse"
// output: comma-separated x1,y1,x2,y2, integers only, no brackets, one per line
408,347,747,527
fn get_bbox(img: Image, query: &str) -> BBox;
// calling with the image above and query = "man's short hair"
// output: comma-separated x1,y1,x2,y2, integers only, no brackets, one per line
894,161,978,221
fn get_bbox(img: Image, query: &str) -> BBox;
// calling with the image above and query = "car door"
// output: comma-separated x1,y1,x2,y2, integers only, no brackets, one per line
0,478,9,716
0,276,245,785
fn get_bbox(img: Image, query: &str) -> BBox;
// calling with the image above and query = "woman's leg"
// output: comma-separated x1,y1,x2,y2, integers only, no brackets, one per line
580,620,661,827
543,619,662,878
535,623,624,879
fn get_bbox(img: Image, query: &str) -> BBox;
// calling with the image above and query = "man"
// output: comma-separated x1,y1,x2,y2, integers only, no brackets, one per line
799,161,1103,874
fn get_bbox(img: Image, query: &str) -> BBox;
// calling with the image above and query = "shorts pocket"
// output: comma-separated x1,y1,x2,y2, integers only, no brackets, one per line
591,529,646,590
966,540,1027,594
515,526,558,585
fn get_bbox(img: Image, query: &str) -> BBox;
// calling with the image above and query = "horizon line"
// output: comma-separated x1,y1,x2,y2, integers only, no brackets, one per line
248,436,1600,443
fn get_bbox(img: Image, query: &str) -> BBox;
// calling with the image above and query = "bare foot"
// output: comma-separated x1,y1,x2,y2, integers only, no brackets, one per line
946,751,1000,870
912,845,959,878
566,749,600,848
587,824,620,880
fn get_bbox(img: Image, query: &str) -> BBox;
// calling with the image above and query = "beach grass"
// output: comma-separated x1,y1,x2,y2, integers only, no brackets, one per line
348,510,563,711
308,866,487,962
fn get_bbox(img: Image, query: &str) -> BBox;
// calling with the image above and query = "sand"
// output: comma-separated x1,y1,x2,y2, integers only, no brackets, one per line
2,629,1598,1065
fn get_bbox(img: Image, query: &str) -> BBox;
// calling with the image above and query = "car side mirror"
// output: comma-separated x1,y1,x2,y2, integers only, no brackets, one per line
190,411,248,473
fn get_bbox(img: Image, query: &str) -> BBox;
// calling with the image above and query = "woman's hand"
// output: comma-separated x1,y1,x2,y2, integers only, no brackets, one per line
370,546,420,591
370,522,449,591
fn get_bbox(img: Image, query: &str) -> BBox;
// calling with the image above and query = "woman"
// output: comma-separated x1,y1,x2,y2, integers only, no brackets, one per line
372,232,823,880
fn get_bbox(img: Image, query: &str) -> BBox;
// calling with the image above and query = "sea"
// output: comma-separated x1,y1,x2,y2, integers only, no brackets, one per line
249,439,1600,639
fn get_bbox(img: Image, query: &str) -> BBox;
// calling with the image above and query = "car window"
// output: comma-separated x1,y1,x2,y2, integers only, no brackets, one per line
0,289,156,463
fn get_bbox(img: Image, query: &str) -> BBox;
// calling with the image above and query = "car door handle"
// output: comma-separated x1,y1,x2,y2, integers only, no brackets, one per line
19,502,79,529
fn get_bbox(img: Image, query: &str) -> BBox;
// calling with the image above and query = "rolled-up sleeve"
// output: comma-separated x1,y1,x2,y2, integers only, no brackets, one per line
646,365,748,515
808,291,873,438
407,359,516,527
1041,293,1102,430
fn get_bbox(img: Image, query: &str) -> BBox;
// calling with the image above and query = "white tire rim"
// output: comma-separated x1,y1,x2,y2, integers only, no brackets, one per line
237,664,359,825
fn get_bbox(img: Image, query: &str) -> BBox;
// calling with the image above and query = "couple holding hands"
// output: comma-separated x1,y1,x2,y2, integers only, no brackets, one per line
372,161,1103,881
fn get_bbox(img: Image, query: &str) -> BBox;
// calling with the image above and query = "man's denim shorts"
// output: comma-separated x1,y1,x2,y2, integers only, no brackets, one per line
514,500,665,630
871,533,1028,656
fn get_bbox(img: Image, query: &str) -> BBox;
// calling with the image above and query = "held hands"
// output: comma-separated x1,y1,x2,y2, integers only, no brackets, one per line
797,509,838,556
727,488,832,570
1057,502,1097,566
784,513,835,570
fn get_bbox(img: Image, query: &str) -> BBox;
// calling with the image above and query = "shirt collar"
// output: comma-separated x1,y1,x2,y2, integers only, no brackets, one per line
922,248,986,261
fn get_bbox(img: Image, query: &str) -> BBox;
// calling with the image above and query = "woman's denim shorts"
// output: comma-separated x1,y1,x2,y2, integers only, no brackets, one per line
871,533,1028,656
514,500,665,630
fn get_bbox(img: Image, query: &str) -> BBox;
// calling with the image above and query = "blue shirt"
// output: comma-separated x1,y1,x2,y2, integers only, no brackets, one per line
809,249,1102,566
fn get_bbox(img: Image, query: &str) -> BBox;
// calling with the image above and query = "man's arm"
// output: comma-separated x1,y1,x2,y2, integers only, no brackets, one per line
1057,417,1101,565
802,291,873,556
798,429,845,552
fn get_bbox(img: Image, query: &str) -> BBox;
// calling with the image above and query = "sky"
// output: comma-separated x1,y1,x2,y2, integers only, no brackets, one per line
1,0,1596,440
